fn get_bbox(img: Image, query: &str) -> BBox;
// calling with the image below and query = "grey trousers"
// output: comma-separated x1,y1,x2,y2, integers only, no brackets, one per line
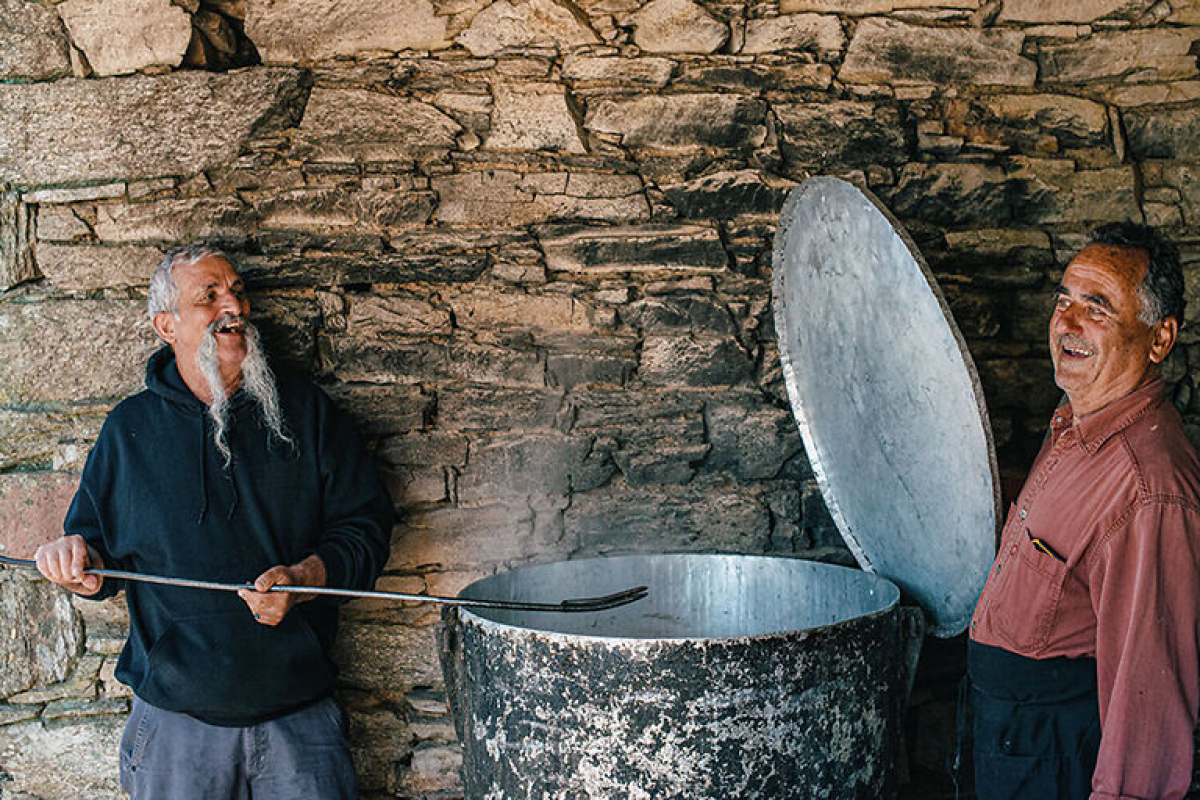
119,695,358,799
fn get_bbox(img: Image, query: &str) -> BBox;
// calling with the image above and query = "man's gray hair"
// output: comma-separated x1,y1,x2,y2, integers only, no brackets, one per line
148,245,235,320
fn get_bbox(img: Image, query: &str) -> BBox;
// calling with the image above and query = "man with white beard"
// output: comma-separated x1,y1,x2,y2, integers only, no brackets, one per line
34,245,395,799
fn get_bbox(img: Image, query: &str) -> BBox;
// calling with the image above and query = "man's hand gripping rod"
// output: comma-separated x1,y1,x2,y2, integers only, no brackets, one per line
0,554,648,613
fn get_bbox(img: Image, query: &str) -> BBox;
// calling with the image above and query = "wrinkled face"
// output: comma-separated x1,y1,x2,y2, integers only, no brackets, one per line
152,255,250,385
1049,243,1171,416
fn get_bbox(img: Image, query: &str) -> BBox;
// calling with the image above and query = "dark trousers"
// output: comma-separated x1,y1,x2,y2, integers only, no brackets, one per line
119,694,358,799
968,641,1101,800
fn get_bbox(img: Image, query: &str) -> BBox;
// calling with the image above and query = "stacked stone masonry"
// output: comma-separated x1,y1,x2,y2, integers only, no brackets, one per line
2,0,1200,796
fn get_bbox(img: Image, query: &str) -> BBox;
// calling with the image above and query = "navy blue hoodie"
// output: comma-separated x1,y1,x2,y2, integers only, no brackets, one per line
68,347,394,726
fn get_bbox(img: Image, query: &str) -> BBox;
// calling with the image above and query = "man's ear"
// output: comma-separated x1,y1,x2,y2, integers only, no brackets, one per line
152,311,176,344
1149,317,1179,365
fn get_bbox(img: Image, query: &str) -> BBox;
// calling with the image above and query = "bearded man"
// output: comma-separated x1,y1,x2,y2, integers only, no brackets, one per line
969,222,1200,799
34,245,395,799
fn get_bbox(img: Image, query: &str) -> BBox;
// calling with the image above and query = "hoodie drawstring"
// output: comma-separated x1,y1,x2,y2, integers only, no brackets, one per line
197,415,209,525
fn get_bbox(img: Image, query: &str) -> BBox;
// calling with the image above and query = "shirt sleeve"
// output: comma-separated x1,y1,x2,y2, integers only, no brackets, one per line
311,388,396,593
1088,500,1200,800
62,427,124,601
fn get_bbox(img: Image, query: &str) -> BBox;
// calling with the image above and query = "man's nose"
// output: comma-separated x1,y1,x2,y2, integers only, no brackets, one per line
215,290,243,315
1052,304,1082,333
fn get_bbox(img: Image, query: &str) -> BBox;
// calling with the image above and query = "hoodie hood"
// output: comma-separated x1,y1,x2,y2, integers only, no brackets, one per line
146,345,255,416
146,346,206,413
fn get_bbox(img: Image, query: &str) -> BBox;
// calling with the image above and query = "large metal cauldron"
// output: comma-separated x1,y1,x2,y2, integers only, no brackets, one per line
439,554,924,799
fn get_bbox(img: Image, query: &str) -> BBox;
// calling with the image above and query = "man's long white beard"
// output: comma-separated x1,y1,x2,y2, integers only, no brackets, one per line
196,319,291,467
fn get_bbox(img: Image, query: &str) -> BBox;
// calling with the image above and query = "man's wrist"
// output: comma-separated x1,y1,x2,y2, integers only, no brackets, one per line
294,554,326,588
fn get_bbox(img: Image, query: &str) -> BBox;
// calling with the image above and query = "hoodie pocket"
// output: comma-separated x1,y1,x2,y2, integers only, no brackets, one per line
139,610,334,722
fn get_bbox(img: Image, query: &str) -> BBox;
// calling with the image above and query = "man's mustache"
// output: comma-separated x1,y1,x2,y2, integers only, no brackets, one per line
205,314,247,336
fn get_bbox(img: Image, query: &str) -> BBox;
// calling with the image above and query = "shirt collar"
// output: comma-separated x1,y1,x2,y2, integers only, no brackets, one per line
1052,378,1167,455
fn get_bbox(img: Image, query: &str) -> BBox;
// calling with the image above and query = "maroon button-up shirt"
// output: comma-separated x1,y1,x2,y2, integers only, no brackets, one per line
971,379,1200,800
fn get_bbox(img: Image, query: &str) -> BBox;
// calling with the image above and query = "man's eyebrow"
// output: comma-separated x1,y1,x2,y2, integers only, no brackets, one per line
1054,285,1116,313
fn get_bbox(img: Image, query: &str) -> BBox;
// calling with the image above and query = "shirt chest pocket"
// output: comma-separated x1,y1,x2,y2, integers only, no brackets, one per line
990,532,1070,653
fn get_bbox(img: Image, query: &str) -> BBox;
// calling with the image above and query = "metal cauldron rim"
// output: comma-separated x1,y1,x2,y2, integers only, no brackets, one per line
455,553,902,646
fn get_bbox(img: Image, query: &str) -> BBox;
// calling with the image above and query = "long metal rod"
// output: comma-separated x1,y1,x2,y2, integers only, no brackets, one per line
0,554,648,613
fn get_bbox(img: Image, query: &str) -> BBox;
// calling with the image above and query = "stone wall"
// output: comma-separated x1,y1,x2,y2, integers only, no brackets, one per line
2,0,1199,797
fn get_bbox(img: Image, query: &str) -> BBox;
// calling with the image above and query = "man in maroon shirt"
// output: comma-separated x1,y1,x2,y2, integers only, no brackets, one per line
969,222,1200,799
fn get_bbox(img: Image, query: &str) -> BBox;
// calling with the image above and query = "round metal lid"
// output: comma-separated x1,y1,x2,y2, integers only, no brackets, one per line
772,177,1000,637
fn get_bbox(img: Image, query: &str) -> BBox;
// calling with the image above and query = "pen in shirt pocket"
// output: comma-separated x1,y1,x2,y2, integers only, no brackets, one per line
1026,528,1066,563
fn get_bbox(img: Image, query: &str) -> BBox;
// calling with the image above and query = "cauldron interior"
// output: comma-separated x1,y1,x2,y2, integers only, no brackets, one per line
460,553,899,639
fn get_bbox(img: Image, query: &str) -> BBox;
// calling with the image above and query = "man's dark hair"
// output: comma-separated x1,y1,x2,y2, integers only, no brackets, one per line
1089,221,1185,326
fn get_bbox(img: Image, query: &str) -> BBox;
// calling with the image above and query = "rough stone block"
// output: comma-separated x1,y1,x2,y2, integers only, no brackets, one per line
346,706,412,793
673,61,834,91
586,94,767,152
36,206,93,243
35,243,162,291
569,388,707,445
345,294,453,338
24,184,125,204
0,572,82,697
58,0,192,76
457,432,606,502
639,334,754,386
780,0,975,9
258,188,436,231
1163,163,1200,228
438,386,564,430
334,622,442,690
244,244,489,287
538,223,728,275
1108,81,1200,107
612,443,708,484
93,197,251,243
0,298,157,404
387,501,565,571
630,0,728,54
998,0,1155,23
1007,159,1139,225
400,742,464,794
322,384,430,438
741,13,845,56
704,399,805,481
449,290,594,333
377,432,469,470
0,407,108,473
622,295,737,335
0,0,72,81
937,228,1053,288
0,716,124,800
434,170,649,225
294,88,461,163
457,0,601,56
1039,29,1200,84
326,333,544,386
249,293,319,373
887,163,1010,226
561,55,675,87
565,479,771,555
485,82,587,153
0,69,306,187
775,101,906,171
946,93,1109,151
247,0,449,62
0,473,78,561
839,18,1035,86
1,190,37,291
1124,106,1200,159
662,169,792,219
